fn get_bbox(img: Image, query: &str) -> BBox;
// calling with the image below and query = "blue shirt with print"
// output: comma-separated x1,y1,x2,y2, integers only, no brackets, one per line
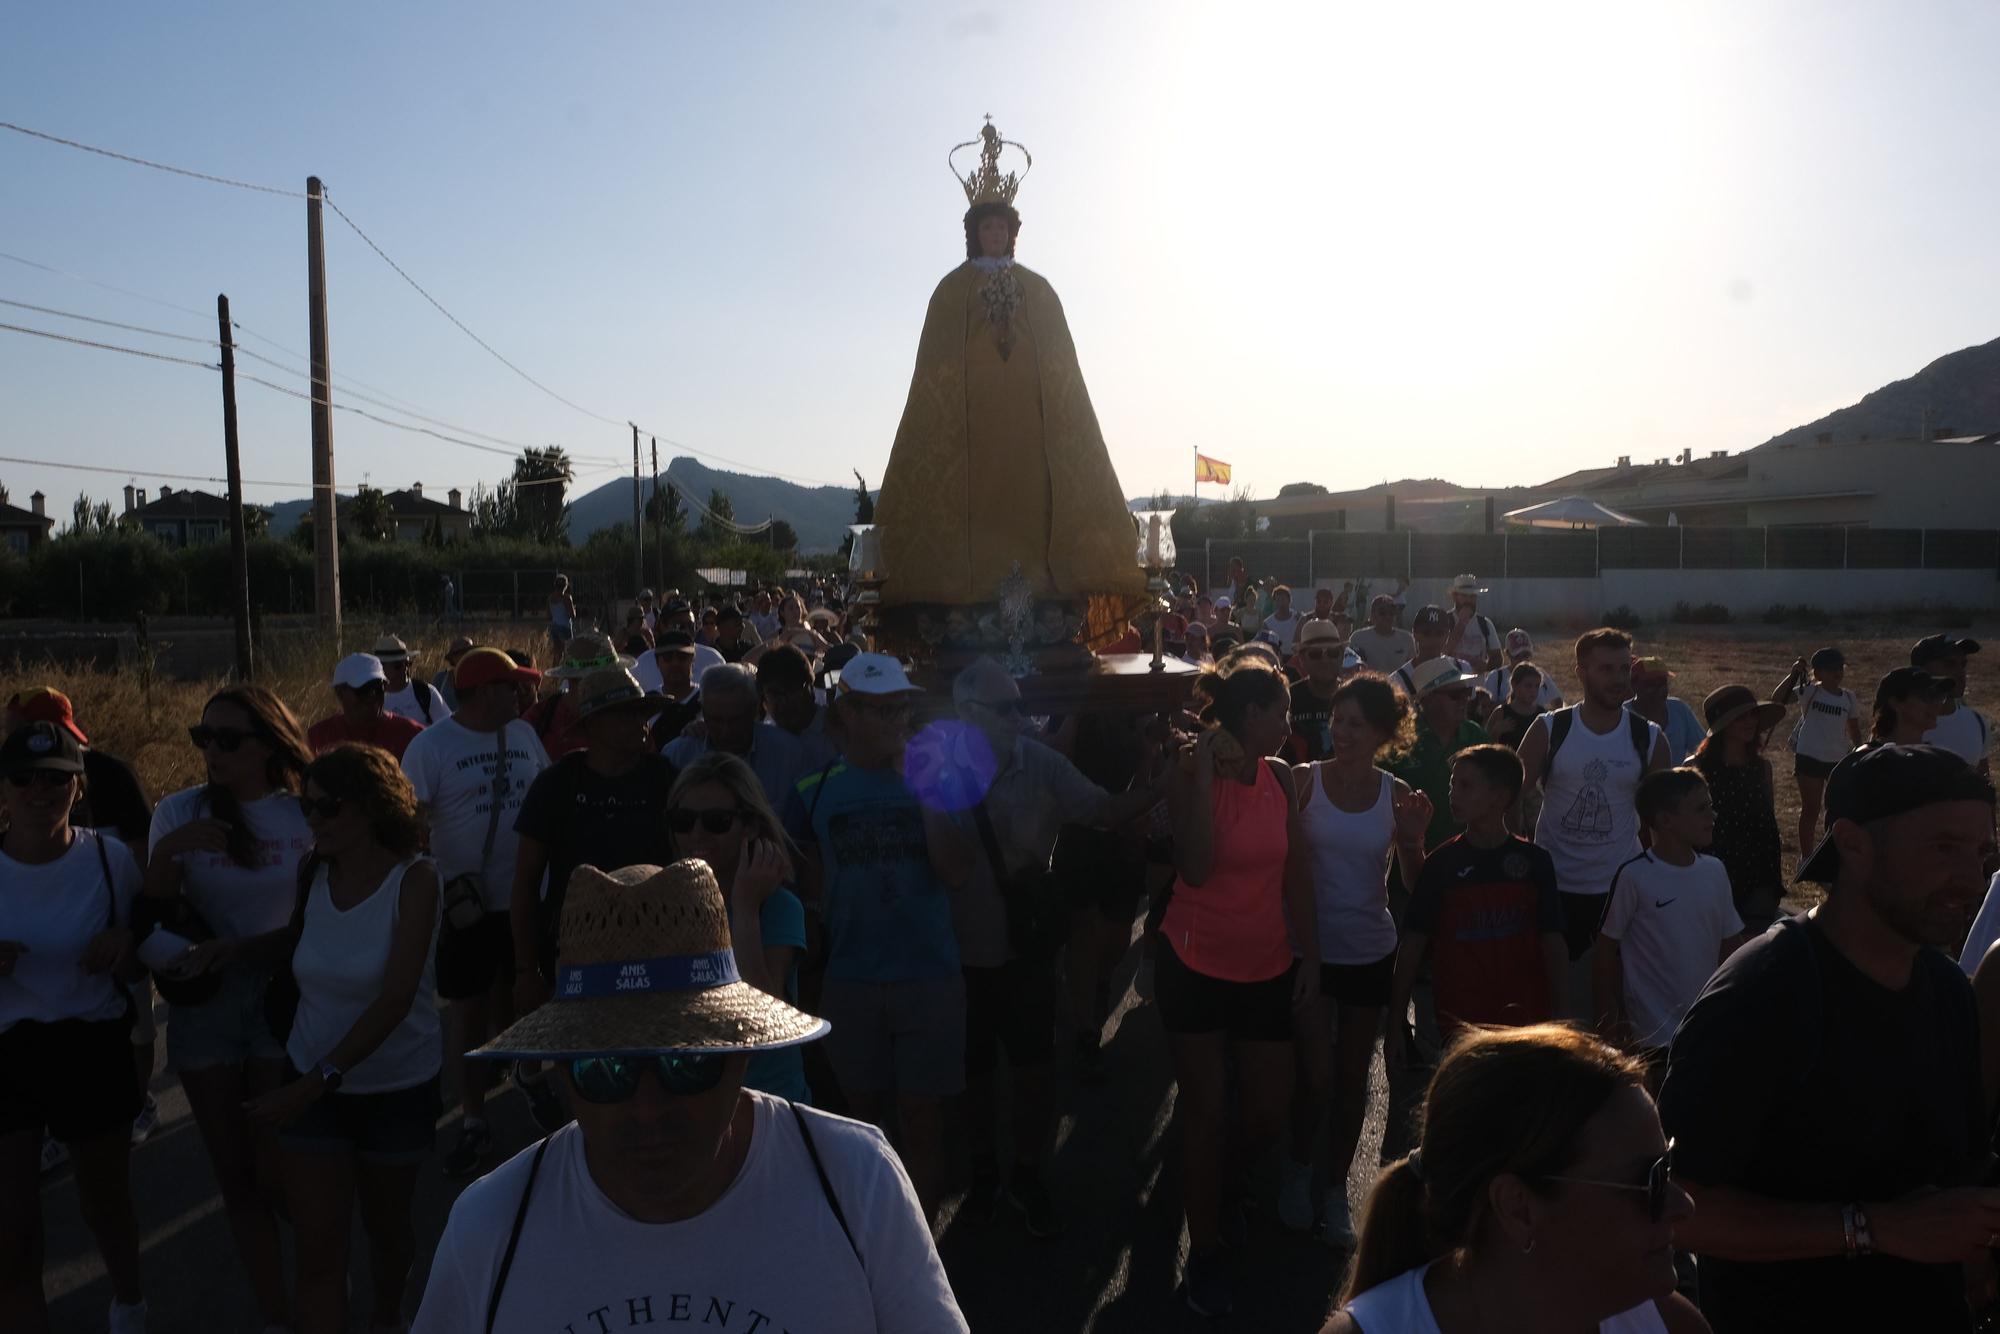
742,887,812,1104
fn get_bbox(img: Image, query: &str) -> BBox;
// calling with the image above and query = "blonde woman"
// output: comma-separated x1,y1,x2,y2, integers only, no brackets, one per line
666,752,814,1103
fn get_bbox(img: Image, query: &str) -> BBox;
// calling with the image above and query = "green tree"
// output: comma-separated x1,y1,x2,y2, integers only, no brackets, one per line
241,504,270,539
349,485,394,542
838,470,874,563
645,476,685,534
697,487,736,544
514,446,573,545
466,479,517,537
65,492,116,536
768,518,798,552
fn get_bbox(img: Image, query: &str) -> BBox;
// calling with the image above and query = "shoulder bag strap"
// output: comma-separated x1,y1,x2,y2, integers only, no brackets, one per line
803,757,840,827
970,800,1010,884
89,829,116,931
485,1134,552,1334
790,1101,861,1264
476,730,511,881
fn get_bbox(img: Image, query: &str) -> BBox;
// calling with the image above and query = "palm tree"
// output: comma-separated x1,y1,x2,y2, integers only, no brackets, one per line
349,485,394,541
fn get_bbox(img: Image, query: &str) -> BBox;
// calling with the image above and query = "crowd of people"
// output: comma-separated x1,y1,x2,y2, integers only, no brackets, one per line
5,567,2000,1332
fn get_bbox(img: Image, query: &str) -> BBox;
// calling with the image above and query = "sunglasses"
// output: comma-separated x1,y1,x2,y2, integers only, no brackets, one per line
845,696,911,719
5,769,77,789
1543,1139,1676,1223
1303,648,1343,661
974,698,1025,717
666,808,750,836
296,793,345,820
568,1053,726,1103
189,725,257,753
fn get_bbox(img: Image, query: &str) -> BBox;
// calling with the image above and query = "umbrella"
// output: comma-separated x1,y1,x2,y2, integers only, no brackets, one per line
1502,496,1647,529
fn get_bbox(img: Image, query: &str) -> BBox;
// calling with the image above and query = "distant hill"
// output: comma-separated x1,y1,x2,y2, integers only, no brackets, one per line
568,457,859,552
1759,334,2000,449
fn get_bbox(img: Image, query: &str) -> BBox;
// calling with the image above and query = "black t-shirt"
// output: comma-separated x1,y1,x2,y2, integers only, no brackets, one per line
77,749,153,844
648,692,702,754
1054,713,1145,875
513,752,680,957
1659,915,1983,1333
1288,679,1339,763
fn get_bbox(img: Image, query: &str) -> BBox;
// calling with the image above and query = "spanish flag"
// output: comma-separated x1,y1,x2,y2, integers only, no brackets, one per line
1195,453,1232,485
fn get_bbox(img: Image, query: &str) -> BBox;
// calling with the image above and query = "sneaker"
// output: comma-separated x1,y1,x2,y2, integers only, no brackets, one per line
520,1075,569,1133
442,1120,492,1179
1315,1186,1357,1250
1181,1246,1234,1317
1005,1169,1066,1239
40,1135,69,1173
131,1093,160,1145
1276,1158,1315,1232
108,1298,148,1334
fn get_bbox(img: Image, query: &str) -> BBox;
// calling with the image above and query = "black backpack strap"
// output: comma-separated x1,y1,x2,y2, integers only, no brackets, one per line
1543,706,1575,780
1628,709,1654,767
970,801,1011,884
417,679,436,724
790,1100,861,1263
485,1134,552,1334
88,829,116,931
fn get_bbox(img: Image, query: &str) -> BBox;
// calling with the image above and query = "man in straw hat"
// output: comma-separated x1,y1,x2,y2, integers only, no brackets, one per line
411,858,967,1333
372,633,442,727
529,632,637,761
401,647,553,1177
1445,572,1502,673
785,652,973,1223
431,635,477,713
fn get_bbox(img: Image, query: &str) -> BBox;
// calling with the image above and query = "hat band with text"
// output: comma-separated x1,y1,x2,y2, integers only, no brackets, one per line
556,951,740,999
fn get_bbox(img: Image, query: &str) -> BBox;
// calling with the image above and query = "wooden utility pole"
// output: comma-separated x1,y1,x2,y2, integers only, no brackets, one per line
630,423,643,597
217,295,254,680
651,436,662,591
306,176,342,638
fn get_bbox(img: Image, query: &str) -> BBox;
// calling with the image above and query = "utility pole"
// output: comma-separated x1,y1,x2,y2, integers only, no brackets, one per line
651,436,661,591
217,294,253,680
306,176,341,638
630,423,643,598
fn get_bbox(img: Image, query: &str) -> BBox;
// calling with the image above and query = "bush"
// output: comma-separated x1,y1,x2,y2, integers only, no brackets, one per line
24,531,181,619
1670,600,1732,625
1600,605,1643,630
1761,603,1830,626
0,546,25,616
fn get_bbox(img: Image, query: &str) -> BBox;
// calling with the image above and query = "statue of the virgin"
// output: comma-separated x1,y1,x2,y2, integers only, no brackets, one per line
872,119,1145,652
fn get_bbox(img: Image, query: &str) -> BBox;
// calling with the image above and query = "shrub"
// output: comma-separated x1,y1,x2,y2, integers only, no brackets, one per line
24,531,181,619
1600,605,1643,630
1670,600,1732,625
1760,603,1830,626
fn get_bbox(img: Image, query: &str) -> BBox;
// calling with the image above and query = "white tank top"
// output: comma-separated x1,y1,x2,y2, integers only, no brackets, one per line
286,857,442,1094
549,595,572,630
1299,766,1399,966
1533,708,1655,897
1344,1262,1670,1333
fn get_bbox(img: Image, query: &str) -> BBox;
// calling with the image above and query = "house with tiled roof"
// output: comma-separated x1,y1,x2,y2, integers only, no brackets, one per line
0,492,54,553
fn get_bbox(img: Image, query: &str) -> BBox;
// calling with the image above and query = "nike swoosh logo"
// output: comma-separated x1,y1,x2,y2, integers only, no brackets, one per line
1655,899,1676,908
1458,866,1476,877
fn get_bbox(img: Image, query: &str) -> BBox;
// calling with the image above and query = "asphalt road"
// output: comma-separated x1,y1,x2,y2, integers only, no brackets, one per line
43,943,1422,1334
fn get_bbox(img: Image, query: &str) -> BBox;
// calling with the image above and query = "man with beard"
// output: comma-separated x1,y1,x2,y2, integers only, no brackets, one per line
1660,744,2000,1333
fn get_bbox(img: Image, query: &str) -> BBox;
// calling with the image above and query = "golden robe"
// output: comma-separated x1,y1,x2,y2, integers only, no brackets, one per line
874,260,1146,621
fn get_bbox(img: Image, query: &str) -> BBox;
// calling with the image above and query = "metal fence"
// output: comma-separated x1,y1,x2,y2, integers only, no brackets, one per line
1202,526,2000,589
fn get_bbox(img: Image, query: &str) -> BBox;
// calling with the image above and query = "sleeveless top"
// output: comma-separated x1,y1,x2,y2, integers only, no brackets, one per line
1299,766,1399,966
548,595,572,631
1161,758,1293,983
1344,1263,1670,1333
1532,709,1656,897
286,857,441,1094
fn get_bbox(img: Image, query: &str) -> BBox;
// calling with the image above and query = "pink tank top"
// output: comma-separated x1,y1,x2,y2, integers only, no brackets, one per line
1162,758,1293,982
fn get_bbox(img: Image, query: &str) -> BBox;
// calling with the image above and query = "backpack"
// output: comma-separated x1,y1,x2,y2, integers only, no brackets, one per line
1542,705,1653,781
413,678,436,725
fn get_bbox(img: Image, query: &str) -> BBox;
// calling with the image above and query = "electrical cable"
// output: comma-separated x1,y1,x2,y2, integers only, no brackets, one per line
0,121,306,198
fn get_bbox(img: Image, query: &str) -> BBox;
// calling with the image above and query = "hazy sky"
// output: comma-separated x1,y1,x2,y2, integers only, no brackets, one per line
5,2,1998,523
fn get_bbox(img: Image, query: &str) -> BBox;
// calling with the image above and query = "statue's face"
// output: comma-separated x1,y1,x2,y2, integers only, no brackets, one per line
977,214,1012,259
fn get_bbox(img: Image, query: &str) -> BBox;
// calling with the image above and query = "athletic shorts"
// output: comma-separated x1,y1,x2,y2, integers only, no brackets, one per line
0,1016,141,1142
1557,890,1611,962
277,1071,442,1166
167,965,286,1072
1317,949,1397,1008
436,912,514,1002
963,958,1057,1076
1154,939,1294,1041
1794,754,1839,780
820,974,966,1098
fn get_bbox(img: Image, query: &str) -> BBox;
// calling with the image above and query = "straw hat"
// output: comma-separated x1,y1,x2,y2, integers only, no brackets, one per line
474,859,829,1060
1701,684,1787,737
546,631,636,679
571,667,659,722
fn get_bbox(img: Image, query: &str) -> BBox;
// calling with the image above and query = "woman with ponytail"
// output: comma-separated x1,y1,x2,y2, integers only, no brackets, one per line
1160,658,1318,1317
1323,1024,1707,1334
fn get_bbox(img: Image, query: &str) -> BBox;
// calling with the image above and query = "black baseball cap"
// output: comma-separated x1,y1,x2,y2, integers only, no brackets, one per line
654,630,696,655
1796,743,1994,883
1412,605,1447,635
1809,647,1845,671
1912,634,1981,667
1875,666,1949,710
0,721,85,775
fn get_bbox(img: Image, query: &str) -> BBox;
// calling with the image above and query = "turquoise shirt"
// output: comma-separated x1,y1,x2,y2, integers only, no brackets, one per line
742,887,811,1105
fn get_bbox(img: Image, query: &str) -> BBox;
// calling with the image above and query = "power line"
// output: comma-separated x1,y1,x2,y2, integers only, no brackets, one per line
0,319,220,371
0,451,618,495
0,121,306,198
0,296,219,345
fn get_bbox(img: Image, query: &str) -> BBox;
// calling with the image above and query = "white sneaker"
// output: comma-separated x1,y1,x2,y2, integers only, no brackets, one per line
108,1298,148,1334
1276,1159,1315,1232
1316,1186,1357,1249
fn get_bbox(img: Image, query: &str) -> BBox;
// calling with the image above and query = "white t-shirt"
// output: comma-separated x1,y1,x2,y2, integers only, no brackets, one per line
0,831,141,1034
1789,683,1860,763
1264,609,1302,655
286,857,441,1093
1925,700,1991,768
1600,851,1744,1048
1483,664,1564,711
149,787,315,938
1344,1262,1669,1334
400,717,551,910
1350,626,1415,674
1958,870,2000,976
1448,611,1502,670
383,678,440,727
749,610,781,641
412,1094,968,1334
1531,709,1662,897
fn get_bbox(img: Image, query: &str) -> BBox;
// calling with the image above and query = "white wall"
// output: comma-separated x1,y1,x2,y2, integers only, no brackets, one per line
1414,568,1999,625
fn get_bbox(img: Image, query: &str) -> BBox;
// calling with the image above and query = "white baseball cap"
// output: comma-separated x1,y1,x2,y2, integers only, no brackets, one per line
836,652,923,695
332,653,388,691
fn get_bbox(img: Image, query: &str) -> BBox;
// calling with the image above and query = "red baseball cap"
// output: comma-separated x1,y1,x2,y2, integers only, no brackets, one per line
454,647,541,693
6,687,88,745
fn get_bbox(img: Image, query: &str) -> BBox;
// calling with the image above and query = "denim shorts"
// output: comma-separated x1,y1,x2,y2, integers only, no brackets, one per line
276,1072,442,1166
166,965,286,1072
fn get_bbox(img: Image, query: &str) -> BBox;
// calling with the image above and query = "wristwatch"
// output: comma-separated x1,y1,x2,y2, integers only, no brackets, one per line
315,1058,345,1093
